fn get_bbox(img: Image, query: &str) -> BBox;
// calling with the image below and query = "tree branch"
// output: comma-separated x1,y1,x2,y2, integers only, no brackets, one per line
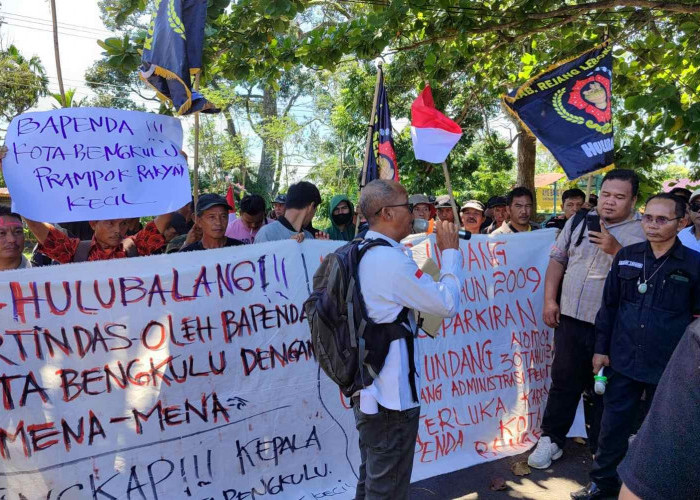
387,0,698,55
245,87,262,136
282,89,303,117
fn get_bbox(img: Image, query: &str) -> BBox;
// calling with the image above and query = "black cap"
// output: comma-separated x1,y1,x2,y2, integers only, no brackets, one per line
273,194,287,204
487,196,507,209
196,193,232,215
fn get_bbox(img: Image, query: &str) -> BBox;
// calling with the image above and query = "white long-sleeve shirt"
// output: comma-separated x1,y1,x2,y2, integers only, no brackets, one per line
357,230,464,412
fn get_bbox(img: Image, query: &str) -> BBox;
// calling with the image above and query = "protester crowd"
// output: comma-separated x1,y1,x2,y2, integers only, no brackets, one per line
1,156,697,500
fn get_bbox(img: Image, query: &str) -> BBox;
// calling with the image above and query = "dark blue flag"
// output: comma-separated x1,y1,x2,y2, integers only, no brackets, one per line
503,42,614,179
365,71,399,185
140,0,217,115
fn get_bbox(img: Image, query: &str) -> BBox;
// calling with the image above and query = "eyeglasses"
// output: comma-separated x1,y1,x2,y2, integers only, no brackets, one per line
641,214,683,225
690,203,700,213
375,203,414,215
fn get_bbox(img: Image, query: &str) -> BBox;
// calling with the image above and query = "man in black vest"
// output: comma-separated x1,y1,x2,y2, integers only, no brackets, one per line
353,179,465,499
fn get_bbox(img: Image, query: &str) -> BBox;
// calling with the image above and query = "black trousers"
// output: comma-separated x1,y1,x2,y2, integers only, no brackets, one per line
353,402,420,500
590,370,656,490
541,315,604,453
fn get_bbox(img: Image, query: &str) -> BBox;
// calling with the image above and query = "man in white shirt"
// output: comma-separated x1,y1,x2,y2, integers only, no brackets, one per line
354,179,465,499
678,188,700,253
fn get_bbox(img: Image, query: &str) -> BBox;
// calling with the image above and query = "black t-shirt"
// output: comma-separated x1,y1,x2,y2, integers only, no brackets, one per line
179,237,244,252
617,321,700,499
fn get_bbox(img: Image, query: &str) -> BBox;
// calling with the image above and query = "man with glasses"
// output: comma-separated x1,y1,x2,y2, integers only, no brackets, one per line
678,188,700,253
572,193,700,499
353,179,464,499
529,170,645,472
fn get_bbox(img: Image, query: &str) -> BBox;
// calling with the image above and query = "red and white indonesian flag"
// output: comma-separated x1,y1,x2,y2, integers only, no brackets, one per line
411,86,463,163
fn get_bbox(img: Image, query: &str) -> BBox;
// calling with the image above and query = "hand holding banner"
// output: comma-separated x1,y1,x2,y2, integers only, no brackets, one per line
3,108,192,223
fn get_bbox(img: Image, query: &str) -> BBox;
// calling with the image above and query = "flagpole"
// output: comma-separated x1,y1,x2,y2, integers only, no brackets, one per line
193,72,201,208
585,173,593,200
356,63,383,232
441,161,460,226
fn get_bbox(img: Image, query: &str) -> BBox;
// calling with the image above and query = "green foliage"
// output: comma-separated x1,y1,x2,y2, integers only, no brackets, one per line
98,0,700,192
50,89,88,108
0,45,48,124
97,34,142,71
84,60,148,111
187,115,251,195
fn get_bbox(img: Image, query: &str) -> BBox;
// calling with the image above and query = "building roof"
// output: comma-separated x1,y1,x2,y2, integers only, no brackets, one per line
534,173,566,188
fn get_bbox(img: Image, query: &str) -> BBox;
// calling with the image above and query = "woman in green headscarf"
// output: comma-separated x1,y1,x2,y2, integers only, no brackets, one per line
325,194,356,241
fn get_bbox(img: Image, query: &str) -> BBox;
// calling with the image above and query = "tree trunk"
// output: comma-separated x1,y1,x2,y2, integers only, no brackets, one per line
513,120,537,208
224,106,237,138
258,87,278,193
272,147,283,195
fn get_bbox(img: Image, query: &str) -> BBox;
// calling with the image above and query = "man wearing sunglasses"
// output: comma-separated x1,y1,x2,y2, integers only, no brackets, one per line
677,188,700,253
572,192,700,500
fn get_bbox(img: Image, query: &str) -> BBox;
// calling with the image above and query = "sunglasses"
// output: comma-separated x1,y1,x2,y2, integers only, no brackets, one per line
690,203,700,213
641,214,683,225
375,203,414,216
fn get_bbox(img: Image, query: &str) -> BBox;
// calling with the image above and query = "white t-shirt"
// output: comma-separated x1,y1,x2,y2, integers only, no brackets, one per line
678,226,700,254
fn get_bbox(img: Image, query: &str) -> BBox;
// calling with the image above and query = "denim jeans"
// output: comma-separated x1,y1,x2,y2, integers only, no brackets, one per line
353,403,420,500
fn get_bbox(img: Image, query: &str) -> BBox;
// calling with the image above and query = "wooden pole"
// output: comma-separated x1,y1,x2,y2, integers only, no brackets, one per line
193,73,201,208
441,161,460,226
585,173,594,199
356,63,383,232
49,0,66,107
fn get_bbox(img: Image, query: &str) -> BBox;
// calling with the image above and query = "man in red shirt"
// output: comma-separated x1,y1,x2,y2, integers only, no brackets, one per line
24,213,174,263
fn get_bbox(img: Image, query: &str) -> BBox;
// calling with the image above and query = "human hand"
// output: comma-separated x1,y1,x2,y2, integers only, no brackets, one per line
435,220,459,252
184,224,202,246
291,232,305,243
315,231,330,240
588,223,622,256
592,354,610,374
543,299,560,328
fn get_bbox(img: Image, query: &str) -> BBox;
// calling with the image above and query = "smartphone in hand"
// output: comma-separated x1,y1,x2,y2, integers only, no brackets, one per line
586,213,601,233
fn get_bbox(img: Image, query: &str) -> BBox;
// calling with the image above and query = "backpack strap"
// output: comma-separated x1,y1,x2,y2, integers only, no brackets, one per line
354,239,419,403
72,240,93,263
571,208,590,248
353,238,393,386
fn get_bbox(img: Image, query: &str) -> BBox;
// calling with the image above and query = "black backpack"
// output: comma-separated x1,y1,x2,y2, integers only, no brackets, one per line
304,238,416,398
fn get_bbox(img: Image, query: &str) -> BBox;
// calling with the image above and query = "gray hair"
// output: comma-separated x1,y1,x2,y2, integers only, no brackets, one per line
359,179,405,226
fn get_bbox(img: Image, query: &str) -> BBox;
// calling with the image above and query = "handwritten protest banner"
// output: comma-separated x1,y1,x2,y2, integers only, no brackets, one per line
0,230,565,499
3,108,191,222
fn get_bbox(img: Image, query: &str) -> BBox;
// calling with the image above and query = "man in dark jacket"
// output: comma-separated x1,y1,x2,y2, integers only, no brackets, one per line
572,193,700,499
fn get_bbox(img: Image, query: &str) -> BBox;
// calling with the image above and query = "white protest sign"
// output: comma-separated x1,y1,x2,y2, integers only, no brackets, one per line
3,107,191,222
0,230,563,499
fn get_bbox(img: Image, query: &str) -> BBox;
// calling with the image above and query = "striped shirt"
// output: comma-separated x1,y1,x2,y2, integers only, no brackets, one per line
550,209,645,324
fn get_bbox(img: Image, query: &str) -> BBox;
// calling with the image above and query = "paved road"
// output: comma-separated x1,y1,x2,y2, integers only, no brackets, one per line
410,439,618,500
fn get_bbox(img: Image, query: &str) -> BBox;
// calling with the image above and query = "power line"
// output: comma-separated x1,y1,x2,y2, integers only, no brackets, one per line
1,11,113,36
2,21,102,41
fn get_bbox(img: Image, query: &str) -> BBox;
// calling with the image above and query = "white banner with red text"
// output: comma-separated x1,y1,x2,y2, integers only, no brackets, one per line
0,229,573,499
